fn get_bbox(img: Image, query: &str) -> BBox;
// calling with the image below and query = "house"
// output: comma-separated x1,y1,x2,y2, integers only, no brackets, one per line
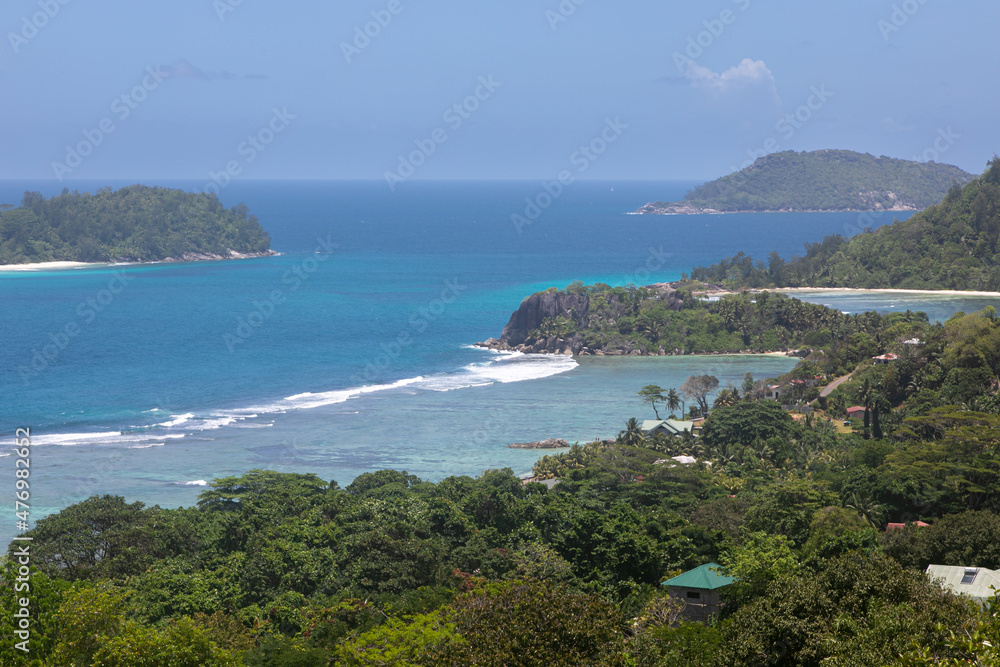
926,565,1000,603
519,476,561,489
903,338,923,346
641,419,695,437
873,353,900,365
846,406,866,420
662,562,735,623
765,385,782,400
886,521,930,531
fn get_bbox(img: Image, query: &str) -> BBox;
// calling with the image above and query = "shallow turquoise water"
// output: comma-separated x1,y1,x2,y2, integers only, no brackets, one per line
3,179,982,546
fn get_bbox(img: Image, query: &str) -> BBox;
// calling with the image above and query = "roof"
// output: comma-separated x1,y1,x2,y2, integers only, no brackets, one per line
873,353,900,361
662,562,734,590
926,565,1000,600
846,406,866,413
887,521,930,530
641,419,695,435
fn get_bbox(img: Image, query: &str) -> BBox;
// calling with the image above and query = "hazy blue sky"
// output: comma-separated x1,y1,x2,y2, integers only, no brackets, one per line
2,0,997,182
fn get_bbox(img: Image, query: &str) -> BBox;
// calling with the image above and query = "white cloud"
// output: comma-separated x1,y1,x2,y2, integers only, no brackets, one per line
683,58,775,92
681,58,782,112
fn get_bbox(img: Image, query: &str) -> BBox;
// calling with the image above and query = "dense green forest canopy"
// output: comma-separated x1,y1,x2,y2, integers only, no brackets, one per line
0,185,271,265
690,158,1000,291
531,282,929,376
6,306,1000,664
642,149,973,213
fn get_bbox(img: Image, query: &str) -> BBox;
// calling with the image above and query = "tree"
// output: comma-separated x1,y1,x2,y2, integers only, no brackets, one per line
741,372,756,401
881,510,1000,571
666,388,683,417
899,591,1000,666
719,531,800,601
638,385,667,419
619,418,645,447
743,478,838,546
681,375,720,416
700,401,798,450
335,609,462,666
717,552,975,667
438,581,626,666
713,388,740,409
801,506,870,558
20,495,199,582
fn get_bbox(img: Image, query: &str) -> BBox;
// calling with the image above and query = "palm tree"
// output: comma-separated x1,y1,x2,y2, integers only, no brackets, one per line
844,491,885,529
713,388,739,409
619,417,645,448
666,388,682,418
856,378,873,439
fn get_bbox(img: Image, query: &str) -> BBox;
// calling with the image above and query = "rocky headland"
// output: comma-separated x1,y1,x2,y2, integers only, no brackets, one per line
477,283,694,356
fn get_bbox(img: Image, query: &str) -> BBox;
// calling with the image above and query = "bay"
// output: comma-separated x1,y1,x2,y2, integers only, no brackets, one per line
0,179,963,547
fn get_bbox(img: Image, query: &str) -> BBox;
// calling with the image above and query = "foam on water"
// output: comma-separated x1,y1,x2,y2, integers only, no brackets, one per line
30,431,187,447
420,352,578,392
24,353,579,450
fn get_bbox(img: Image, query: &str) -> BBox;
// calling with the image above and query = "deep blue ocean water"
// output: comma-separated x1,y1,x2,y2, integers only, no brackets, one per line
1,180,995,546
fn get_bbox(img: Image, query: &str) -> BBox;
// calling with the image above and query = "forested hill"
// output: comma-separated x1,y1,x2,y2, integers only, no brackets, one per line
0,185,272,265
636,149,974,214
690,157,1000,291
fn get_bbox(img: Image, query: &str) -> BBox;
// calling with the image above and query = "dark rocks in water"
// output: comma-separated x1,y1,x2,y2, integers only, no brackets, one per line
507,438,571,449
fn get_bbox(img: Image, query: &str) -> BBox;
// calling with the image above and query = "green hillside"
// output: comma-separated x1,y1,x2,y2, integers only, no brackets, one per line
691,158,1000,290
638,149,974,214
0,185,272,265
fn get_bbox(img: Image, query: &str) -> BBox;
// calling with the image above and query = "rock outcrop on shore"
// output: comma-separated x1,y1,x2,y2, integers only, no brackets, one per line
160,249,279,263
507,438,571,449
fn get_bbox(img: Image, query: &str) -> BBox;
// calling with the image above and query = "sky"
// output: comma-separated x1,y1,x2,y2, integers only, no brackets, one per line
1,0,998,183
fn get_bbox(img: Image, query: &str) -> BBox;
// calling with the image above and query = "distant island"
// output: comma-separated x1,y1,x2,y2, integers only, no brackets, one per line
691,158,1000,291
0,185,273,266
635,149,974,215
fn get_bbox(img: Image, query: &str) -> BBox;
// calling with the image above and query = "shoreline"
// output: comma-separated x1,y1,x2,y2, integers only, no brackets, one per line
775,287,1000,298
0,260,101,272
0,251,279,273
476,341,798,359
702,287,1000,299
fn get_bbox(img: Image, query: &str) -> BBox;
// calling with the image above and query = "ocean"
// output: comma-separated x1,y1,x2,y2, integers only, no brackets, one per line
1,179,996,546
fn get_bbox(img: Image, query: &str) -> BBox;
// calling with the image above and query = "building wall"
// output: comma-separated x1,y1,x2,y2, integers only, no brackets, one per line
667,586,724,623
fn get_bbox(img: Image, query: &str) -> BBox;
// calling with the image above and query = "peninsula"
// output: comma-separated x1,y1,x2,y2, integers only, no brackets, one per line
476,281,927,378
0,185,274,266
635,149,974,215
691,157,1000,291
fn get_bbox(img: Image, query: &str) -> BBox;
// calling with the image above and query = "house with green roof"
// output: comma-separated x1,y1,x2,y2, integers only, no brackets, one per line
926,565,1000,605
641,419,696,438
661,562,734,623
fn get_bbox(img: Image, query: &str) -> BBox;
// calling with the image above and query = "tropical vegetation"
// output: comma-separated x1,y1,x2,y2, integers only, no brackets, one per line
690,157,1000,290
0,185,271,265
640,149,973,213
6,304,1000,664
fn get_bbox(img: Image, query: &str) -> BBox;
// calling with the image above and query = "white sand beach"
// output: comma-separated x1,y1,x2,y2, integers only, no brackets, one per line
0,262,101,271
704,287,1000,299
775,287,1000,298
0,261,101,272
